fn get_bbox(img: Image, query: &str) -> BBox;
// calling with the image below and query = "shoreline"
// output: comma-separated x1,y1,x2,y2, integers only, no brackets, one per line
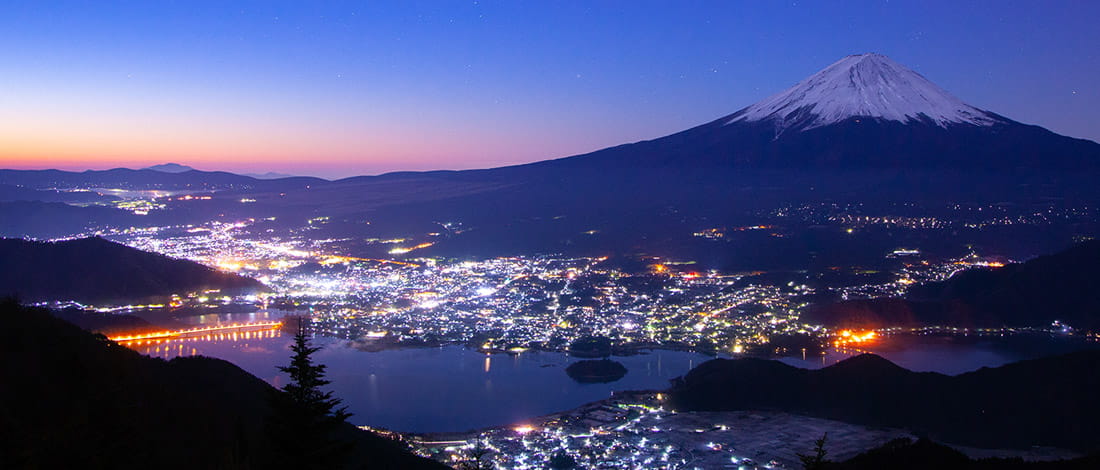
397,391,1082,469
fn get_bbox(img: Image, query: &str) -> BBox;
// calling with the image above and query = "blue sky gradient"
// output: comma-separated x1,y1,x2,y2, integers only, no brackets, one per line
2,1,1096,177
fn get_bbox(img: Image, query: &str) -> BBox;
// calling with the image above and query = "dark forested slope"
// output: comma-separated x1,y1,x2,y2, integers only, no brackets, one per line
667,352,1100,451
0,301,445,469
0,237,265,303
806,240,1100,331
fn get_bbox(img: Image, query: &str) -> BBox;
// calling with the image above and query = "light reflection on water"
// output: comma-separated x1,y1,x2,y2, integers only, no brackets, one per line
779,333,1099,375
127,330,1096,432
128,328,283,360
178,309,292,326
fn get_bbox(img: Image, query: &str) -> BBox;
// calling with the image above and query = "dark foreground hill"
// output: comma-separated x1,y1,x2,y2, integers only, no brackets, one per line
0,237,265,303
805,240,1100,331
829,438,1100,470
666,352,1100,451
0,301,445,470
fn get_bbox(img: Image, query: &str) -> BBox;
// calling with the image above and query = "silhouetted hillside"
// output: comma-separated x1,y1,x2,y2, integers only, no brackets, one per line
910,241,1100,328
828,438,1100,470
0,301,446,469
805,297,955,330
667,352,1100,451
0,201,140,238
0,184,117,204
51,308,155,334
0,237,265,303
805,240,1100,331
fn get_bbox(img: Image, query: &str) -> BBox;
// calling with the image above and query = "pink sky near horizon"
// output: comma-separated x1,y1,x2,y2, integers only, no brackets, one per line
0,119,640,178
0,138,608,178
0,88,665,179
2,2,1098,180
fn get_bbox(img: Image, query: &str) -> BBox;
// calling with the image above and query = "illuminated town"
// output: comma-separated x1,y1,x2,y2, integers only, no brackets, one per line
21,192,1095,470
6,5,1100,468
398,392,912,470
34,198,1038,358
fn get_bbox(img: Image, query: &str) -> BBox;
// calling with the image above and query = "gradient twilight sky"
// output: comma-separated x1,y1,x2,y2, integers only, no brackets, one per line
2,1,1097,178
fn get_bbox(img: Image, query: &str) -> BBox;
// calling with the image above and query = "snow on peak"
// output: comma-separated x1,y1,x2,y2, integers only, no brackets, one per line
727,53,1002,131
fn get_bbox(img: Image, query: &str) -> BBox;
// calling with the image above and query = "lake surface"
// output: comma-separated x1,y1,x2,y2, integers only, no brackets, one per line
132,329,1098,433
779,333,1099,375
135,335,705,432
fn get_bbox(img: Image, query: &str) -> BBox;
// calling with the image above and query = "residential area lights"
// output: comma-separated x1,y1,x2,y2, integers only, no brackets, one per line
67,217,1014,358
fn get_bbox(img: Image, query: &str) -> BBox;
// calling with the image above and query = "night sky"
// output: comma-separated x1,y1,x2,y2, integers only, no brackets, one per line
2,0,1097,178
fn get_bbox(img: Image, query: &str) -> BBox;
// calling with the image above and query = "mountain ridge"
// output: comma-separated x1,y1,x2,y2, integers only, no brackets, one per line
805,240,1100,331
667,351,1100,451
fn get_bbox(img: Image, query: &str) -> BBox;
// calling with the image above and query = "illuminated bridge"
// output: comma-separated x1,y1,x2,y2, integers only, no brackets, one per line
109,321,283,343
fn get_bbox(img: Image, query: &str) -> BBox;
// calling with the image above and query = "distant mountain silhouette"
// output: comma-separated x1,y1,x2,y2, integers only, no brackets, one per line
0,237,266,303
0,301,446,469
805,240,1100,331
142,163,195,173
142,164,302,182
667,352,1100,451
243,171,299,179
0,167,324,191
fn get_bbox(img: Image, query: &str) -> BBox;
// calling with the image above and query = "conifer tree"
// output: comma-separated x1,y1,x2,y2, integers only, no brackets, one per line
266,318,352,469
458,434,491,470
798,432,831,470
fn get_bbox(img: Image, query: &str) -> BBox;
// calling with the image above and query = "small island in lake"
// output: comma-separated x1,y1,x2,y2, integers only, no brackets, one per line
565,359,628,383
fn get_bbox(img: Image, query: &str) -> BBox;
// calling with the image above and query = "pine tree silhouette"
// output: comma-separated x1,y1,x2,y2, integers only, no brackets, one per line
266,319,352,469
458,434,491,470
798,432,831,470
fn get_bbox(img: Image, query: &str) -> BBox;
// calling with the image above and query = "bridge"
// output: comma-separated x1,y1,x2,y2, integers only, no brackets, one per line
109,321,283,343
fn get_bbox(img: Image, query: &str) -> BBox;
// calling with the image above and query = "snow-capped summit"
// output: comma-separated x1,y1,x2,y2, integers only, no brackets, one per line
726,53,1003,132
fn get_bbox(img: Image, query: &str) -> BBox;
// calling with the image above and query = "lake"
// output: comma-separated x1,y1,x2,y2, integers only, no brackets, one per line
131,329,1098,433
134,334,706,432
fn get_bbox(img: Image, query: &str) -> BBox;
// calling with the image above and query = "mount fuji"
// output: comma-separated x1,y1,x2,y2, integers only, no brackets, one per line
5,54,1097,263
278,53,1100,259
245,53,1100,235
515,53,1099,172
726,53,1002,132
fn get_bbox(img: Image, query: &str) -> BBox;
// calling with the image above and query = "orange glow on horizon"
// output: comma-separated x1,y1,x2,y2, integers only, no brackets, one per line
0,114,556,178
